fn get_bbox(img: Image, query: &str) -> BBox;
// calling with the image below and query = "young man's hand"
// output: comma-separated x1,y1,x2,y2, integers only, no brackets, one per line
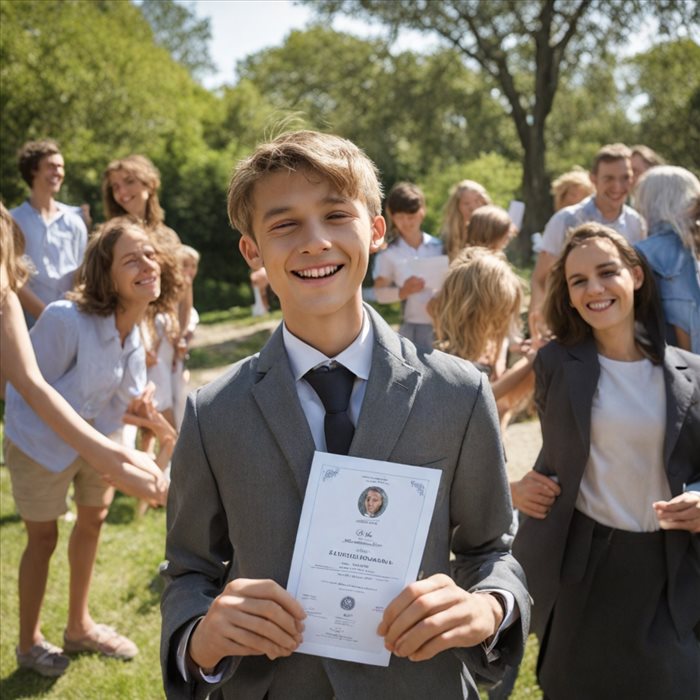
189,579,306,672
377,574,503,661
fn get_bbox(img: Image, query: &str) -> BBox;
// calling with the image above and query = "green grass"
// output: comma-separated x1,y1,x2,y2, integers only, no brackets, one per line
0,305,543,699
0,469,167,699
198,306,282,326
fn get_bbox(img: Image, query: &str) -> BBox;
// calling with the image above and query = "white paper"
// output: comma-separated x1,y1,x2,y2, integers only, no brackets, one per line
287,452,441,666
507,200,525,231
406,255,449,292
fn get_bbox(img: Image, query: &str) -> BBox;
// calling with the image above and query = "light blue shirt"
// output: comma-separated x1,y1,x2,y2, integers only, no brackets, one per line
5,300,146,472
636,223,700,353
10,200,87,312
540,195,644,256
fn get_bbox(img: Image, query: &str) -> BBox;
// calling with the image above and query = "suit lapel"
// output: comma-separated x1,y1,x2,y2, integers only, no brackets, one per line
350,306,422,461
662,347,694,475
252,325,316,497
564,338,599,455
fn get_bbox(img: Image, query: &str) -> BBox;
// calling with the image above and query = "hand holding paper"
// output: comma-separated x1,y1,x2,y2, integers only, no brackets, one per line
378,574,504,661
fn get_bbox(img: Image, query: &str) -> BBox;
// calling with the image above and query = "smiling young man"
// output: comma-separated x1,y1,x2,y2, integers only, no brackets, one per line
10,140,88,326
528,143,645,340
160,131,529,700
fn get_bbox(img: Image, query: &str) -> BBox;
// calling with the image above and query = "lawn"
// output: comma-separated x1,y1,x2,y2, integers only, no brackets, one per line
0,304,542,699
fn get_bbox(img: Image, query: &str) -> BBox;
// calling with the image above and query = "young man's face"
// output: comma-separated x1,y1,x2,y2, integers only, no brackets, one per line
590,159,632,216
239,169,385,335
32,153,64,195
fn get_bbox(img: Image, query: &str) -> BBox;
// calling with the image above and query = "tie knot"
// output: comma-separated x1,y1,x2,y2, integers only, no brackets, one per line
304,364,355,414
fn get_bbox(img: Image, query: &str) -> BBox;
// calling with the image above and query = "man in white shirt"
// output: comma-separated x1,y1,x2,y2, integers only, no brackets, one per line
11,139,87,326
528,143,644,340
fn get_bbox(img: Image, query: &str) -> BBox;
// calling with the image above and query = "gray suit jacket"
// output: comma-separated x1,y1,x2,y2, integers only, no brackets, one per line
513,339,700,638
160,305,529,699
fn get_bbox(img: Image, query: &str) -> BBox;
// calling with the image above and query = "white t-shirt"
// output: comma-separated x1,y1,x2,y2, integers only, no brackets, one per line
576,355,670,531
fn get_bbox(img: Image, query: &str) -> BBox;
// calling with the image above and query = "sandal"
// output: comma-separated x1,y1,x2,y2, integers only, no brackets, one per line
16,639,70,677
63,624,138,660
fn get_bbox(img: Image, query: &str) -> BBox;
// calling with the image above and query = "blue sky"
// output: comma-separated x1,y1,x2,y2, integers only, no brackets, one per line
183,0,437,89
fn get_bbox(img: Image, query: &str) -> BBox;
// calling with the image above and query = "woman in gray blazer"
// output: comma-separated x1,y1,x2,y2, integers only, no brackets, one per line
513,223,700,700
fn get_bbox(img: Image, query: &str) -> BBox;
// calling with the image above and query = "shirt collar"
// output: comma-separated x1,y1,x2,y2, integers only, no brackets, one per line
283,310,373,381
96,312,140,351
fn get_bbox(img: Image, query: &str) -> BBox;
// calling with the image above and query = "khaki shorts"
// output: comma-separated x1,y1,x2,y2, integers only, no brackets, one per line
5,440,114,522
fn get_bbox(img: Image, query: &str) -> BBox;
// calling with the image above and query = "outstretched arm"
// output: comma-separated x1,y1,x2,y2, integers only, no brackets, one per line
1,288,167,505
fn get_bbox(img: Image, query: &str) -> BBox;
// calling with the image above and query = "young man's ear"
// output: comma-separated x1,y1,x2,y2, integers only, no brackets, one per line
239,235,263,270
370,216,386,253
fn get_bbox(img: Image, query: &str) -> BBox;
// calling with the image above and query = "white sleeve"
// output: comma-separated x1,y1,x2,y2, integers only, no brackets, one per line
29,302,78,384
540,211,568,257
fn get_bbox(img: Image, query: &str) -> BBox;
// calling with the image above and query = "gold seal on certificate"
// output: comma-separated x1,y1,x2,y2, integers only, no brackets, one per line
286,451,441,666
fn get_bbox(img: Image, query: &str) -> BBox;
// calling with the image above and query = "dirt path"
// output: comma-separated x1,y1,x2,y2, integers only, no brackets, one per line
186,318,542,479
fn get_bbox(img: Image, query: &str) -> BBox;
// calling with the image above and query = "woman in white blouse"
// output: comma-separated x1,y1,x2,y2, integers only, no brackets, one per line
513,223,700,700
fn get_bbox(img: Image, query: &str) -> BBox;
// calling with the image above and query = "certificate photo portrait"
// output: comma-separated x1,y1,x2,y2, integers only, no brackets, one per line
359,487,387,518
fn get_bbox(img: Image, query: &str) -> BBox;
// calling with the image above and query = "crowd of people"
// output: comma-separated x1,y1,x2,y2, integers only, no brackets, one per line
1,132,699,700
1,139,201,674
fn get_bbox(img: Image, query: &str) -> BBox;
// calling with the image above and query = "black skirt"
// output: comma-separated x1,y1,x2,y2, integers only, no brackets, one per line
538,510,700,700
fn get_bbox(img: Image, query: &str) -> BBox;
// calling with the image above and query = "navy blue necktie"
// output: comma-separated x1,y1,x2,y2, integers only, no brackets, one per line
304,364,356,455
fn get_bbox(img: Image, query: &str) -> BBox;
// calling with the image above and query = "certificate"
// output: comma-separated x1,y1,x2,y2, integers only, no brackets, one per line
406,255,449,292
287,452,441,666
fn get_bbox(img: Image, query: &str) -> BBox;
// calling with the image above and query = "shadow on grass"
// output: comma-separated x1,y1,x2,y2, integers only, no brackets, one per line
0,668,60,698
188,329,274,370
106,492,137,525
0,512,21,526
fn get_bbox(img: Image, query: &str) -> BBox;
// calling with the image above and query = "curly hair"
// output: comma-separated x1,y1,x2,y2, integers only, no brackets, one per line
68,217,182,322
102,155,165,228
432,247,523,361
17,139,61,187
544,223,663,362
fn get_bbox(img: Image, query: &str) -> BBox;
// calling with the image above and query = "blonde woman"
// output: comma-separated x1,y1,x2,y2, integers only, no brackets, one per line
440,180,492,261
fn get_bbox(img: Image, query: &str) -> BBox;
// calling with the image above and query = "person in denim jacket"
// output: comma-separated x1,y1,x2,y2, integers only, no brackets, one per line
634,166,700,353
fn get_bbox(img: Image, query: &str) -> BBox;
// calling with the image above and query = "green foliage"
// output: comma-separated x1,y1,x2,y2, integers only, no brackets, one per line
627,38,700,171
237,26,518,187
138,0,215,80
421,154,523,235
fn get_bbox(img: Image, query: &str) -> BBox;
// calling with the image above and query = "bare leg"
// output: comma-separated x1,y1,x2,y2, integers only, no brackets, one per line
64,504,109,638
18,519,59,653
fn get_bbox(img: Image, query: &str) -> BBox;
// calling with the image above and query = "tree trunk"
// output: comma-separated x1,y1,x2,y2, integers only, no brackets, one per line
513,125,553,264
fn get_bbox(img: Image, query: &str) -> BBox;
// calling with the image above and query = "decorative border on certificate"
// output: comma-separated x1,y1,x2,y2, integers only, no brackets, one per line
287,452,441,666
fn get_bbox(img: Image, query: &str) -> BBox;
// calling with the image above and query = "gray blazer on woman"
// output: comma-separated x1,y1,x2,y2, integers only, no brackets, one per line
513,338,700,639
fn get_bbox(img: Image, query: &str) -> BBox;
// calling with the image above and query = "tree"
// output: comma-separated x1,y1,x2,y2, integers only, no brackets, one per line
138,0,215,81
237,26,518,188
309,0,700,259
626,39,700,172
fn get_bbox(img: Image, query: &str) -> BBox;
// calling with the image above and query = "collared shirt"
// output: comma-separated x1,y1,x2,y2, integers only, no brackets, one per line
540,195,645,257
373,233,443,324
5,300,146,472
282,310,373,451
10,200,87,309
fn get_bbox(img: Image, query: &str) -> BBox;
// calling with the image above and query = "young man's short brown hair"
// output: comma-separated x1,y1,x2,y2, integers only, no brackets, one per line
227,130,383,238
17,139,61,187
591,143,631,174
